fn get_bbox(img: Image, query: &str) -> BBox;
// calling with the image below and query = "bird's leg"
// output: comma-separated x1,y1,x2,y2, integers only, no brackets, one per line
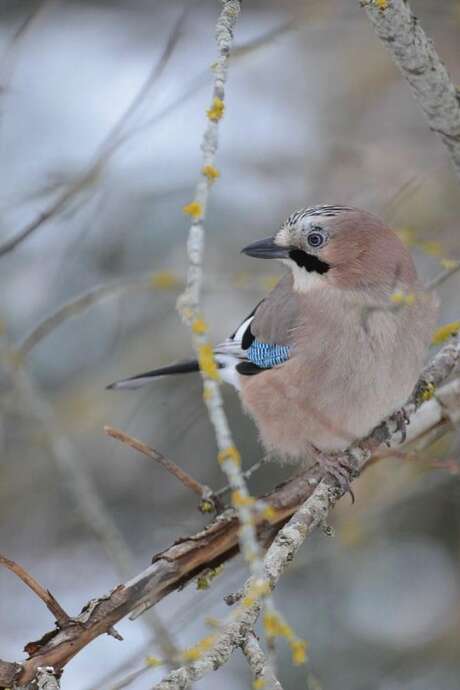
389,407,410,443
312,449,359,503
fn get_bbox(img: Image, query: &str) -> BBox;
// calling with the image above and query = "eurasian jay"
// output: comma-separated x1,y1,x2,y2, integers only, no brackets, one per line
108,205,438,464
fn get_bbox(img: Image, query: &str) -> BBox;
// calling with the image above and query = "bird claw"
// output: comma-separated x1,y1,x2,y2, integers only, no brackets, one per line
390,408,410,443
317,452,357,504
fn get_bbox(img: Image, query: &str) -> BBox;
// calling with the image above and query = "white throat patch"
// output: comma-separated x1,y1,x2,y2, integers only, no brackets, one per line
281,260,325,293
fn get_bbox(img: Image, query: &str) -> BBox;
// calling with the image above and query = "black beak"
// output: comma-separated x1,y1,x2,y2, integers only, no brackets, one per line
241,237,289,260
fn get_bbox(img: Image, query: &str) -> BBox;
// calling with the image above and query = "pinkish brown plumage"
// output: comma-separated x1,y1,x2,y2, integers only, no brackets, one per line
108,205,438,469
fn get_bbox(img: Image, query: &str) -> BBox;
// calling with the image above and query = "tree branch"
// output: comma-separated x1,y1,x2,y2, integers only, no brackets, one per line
361,0,460,177
0,553,70,627
241,632,284,690
0,335,457,689
104,425,214,504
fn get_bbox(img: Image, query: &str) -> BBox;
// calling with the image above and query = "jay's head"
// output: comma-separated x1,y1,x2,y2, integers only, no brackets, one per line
242,205,416,294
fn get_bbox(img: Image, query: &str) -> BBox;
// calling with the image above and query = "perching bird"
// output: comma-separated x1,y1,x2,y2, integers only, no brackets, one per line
108,205,438,470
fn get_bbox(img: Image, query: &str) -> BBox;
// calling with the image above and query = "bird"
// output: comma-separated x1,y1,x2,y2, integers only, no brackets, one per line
108,205,438,478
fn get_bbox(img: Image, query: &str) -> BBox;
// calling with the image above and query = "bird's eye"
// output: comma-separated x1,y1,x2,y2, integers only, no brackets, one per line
307,232,324,248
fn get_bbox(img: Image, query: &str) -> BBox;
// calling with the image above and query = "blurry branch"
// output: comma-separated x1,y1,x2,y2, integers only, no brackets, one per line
18,274,157,357
0,335,180,668
425,260,460,290
0,335,458,689
0,3,190,258
115,20,295,144
0,18,294,258
104,425,214,505
241,633,284,690
0,0,51,103
17,260,458,360
175,0,291,661
361,0,460,178
0,553,70,627
18,271,278,359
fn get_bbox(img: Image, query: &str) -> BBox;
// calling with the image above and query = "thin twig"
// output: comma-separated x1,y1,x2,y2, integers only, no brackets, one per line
18,275,155,357
104,425,212,500
0,4,191,258
425,261,460,290
213,455,271,499
0,553,70,627
0,15,293,260
0,335,180,667
241,632,284,690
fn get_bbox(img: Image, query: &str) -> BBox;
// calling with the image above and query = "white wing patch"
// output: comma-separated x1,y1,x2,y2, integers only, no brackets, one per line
214,315,254,357
213,315,255,391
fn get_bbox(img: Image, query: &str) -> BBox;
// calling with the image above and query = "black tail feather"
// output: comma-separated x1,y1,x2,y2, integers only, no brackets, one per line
107,359,199,390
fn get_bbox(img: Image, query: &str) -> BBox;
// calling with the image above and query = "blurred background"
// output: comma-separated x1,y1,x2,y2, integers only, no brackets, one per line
0,1,460,688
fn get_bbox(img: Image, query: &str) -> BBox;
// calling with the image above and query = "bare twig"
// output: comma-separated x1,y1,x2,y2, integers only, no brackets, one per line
0,553,70,627
0,335,180,669
241,632,284,690
0,16,294,260
213,455,271,500
0,4,191,258
361,0,460,177
0,336,458,688
425,261,460,291
104,425,212,500
18,275,156,357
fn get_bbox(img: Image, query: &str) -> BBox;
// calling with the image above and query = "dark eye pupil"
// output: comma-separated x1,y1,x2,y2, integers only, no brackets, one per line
308,233,323,248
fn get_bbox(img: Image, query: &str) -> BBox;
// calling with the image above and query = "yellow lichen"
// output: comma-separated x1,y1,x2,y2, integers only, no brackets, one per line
390,291,415,305
204,616,221,629
202,164,220,181
181,635,215,662
375,0,388,8
241,580,271,607
198,344,220,381
207,97,225,122
440,258,459,271
431,321,460,345
183,201,203,219
253,679,266,689
395,227,417,246
231,490,256,507
261,504,277,522
419,382,435,402
418,240,443,256
196,565,224,590
199,498,215,513
263,612,293,640
217,445,241,466
290,639,308,666
192,318,208,335
145,656,162,667
150,271,180,290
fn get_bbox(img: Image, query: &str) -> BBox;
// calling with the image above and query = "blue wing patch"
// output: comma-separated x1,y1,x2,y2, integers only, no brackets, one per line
246,340,290,368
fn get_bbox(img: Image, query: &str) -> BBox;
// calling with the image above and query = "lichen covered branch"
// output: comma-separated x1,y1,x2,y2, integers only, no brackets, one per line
361,0,460,177
0,335,458,689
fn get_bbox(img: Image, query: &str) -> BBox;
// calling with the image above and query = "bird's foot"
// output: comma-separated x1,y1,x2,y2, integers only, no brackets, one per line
316,451,358,504
390,407,410,444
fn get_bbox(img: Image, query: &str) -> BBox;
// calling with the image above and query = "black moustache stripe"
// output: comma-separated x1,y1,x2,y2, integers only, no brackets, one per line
288,249,330,274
